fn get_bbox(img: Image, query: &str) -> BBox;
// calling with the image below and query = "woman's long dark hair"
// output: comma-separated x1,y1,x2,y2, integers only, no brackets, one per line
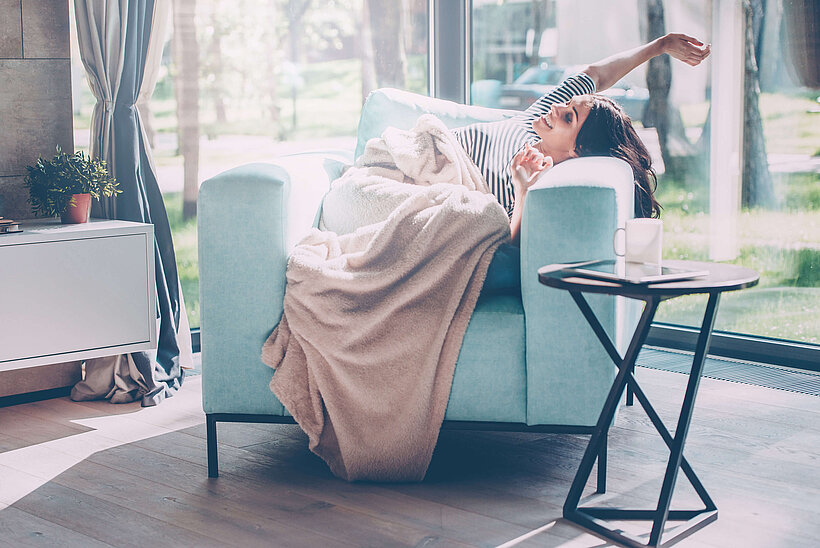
575,95,661,218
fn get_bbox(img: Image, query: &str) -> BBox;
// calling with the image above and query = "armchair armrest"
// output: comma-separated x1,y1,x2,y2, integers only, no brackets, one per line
520,157,635,426
197,152,350,415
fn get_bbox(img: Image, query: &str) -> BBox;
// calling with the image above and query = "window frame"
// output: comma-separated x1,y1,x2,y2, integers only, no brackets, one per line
433,0,820,371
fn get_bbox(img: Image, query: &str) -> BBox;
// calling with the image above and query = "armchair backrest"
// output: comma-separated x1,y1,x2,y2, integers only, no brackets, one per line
354,88,518,159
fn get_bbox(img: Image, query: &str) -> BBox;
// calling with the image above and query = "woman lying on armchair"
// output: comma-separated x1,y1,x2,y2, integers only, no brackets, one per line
451,33,711,245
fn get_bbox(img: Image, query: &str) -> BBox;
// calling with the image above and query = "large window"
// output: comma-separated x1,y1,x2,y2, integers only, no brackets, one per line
470,0,819,349
71,0,429,329
70,0,817,356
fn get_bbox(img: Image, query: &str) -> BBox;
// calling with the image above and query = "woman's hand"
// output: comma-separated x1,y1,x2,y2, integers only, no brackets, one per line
661,33,711,67
509,143,552,246
511,143,553,198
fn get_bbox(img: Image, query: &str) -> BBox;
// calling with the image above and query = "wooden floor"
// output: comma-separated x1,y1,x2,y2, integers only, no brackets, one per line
1,366,818,548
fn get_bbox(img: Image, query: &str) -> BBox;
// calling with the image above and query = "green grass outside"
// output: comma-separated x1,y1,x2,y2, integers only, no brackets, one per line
674,90,819,311
679,93,820,156
655,287,819,344
164,192,200,329
757,93,820,155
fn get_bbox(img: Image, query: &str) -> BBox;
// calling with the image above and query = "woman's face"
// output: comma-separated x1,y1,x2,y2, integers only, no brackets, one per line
532,95,593,164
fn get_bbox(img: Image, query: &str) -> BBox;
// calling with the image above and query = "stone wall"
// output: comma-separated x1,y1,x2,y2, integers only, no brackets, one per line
0,0,73,220
0,0,78,397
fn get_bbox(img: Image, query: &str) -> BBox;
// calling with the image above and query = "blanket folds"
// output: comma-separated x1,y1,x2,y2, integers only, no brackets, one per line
261,114,510,481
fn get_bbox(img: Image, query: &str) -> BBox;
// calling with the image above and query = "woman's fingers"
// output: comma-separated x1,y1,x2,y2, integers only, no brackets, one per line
687,44,711,66
526,159,553,185
524,143,545,164
516,143,538,169
665,33,710,66
523,143,536,164
515,144,552,180
512,147,527,168
690,43,711,61
670,32,706,51
675,33,704,47
541,155,554,170
513,149,552,193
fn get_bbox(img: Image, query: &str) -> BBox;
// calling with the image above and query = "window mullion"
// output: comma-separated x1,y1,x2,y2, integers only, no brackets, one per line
430,0,471,102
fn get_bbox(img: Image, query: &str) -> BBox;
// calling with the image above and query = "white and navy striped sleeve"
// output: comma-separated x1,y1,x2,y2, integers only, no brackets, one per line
453,72,597,216
524,72,597,119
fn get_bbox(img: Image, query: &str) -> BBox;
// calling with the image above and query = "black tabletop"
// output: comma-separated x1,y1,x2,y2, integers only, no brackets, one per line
538,259,759,298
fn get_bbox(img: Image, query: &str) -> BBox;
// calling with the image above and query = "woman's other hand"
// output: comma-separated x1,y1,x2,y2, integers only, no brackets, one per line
511,143,553,197
509,143,552,245
662,33,711,66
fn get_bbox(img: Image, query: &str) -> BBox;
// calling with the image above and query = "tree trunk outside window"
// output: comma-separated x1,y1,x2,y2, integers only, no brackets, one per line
742,0,775,208
173,0,200,220
207,17,228,126
363,0,407,92
642,0,697,183
361,0,377,103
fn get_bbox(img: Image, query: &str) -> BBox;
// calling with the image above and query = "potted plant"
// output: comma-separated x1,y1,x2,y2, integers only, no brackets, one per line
24,147,121,224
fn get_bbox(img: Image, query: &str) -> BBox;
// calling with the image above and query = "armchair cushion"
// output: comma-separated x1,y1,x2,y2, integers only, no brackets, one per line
482,243,521,295
445,294,526,423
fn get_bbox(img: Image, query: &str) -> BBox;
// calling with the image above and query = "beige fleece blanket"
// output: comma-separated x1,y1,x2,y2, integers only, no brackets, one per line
261,114,510,482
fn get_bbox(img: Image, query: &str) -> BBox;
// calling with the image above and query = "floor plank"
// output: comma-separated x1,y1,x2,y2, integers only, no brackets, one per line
50,458,361,548
12,481,226,547
0,506,113,548
1,370,819,547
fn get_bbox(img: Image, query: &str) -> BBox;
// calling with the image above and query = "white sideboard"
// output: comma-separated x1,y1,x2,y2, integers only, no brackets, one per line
0,219,157,371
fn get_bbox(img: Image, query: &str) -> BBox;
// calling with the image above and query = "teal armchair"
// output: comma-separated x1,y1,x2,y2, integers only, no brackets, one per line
198,88,637,487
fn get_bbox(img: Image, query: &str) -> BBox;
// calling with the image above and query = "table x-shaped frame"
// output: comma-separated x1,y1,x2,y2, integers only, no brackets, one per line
562,289,721,548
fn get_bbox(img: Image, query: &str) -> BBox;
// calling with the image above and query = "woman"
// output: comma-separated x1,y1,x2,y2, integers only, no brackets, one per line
452,33,711,245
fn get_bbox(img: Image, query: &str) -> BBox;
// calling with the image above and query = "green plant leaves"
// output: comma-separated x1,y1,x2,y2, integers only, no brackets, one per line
23,147,121,217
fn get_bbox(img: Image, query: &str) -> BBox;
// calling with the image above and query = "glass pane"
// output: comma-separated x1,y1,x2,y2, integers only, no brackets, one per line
653,2,819,345
471,0,819,346
71,0,429,329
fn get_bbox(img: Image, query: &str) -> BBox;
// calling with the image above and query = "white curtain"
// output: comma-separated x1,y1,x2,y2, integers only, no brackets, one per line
72,0,192,406
75,0,125,217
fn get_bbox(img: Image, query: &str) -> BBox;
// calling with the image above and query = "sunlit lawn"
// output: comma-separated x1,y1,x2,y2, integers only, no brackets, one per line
657,205,820,344
656,167,819,343
680,92,820,155
163,192,200,329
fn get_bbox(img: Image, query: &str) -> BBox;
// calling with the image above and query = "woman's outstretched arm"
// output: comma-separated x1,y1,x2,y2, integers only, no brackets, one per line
582,33,711,92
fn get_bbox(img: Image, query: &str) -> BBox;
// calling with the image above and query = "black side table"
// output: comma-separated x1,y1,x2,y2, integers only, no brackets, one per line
538,259,759,548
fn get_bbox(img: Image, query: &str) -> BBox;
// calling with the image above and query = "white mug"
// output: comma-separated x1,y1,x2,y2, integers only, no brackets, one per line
614,218,663,265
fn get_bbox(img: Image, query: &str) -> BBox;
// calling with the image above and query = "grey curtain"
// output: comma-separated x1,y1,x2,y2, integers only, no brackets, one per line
71,0,192,407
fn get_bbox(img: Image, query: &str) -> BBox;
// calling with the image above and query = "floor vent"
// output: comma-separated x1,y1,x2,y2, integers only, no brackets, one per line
637,346,820,397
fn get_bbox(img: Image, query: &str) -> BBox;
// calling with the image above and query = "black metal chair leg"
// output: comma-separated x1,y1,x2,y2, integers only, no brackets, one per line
596,433,607,494
207,414,219,478
627,341,637,406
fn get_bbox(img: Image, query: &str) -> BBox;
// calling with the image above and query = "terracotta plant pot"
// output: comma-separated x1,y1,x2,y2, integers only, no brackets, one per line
60,193,92,224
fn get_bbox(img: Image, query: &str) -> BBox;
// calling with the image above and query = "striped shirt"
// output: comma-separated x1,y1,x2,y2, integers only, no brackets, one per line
453,73,596,216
